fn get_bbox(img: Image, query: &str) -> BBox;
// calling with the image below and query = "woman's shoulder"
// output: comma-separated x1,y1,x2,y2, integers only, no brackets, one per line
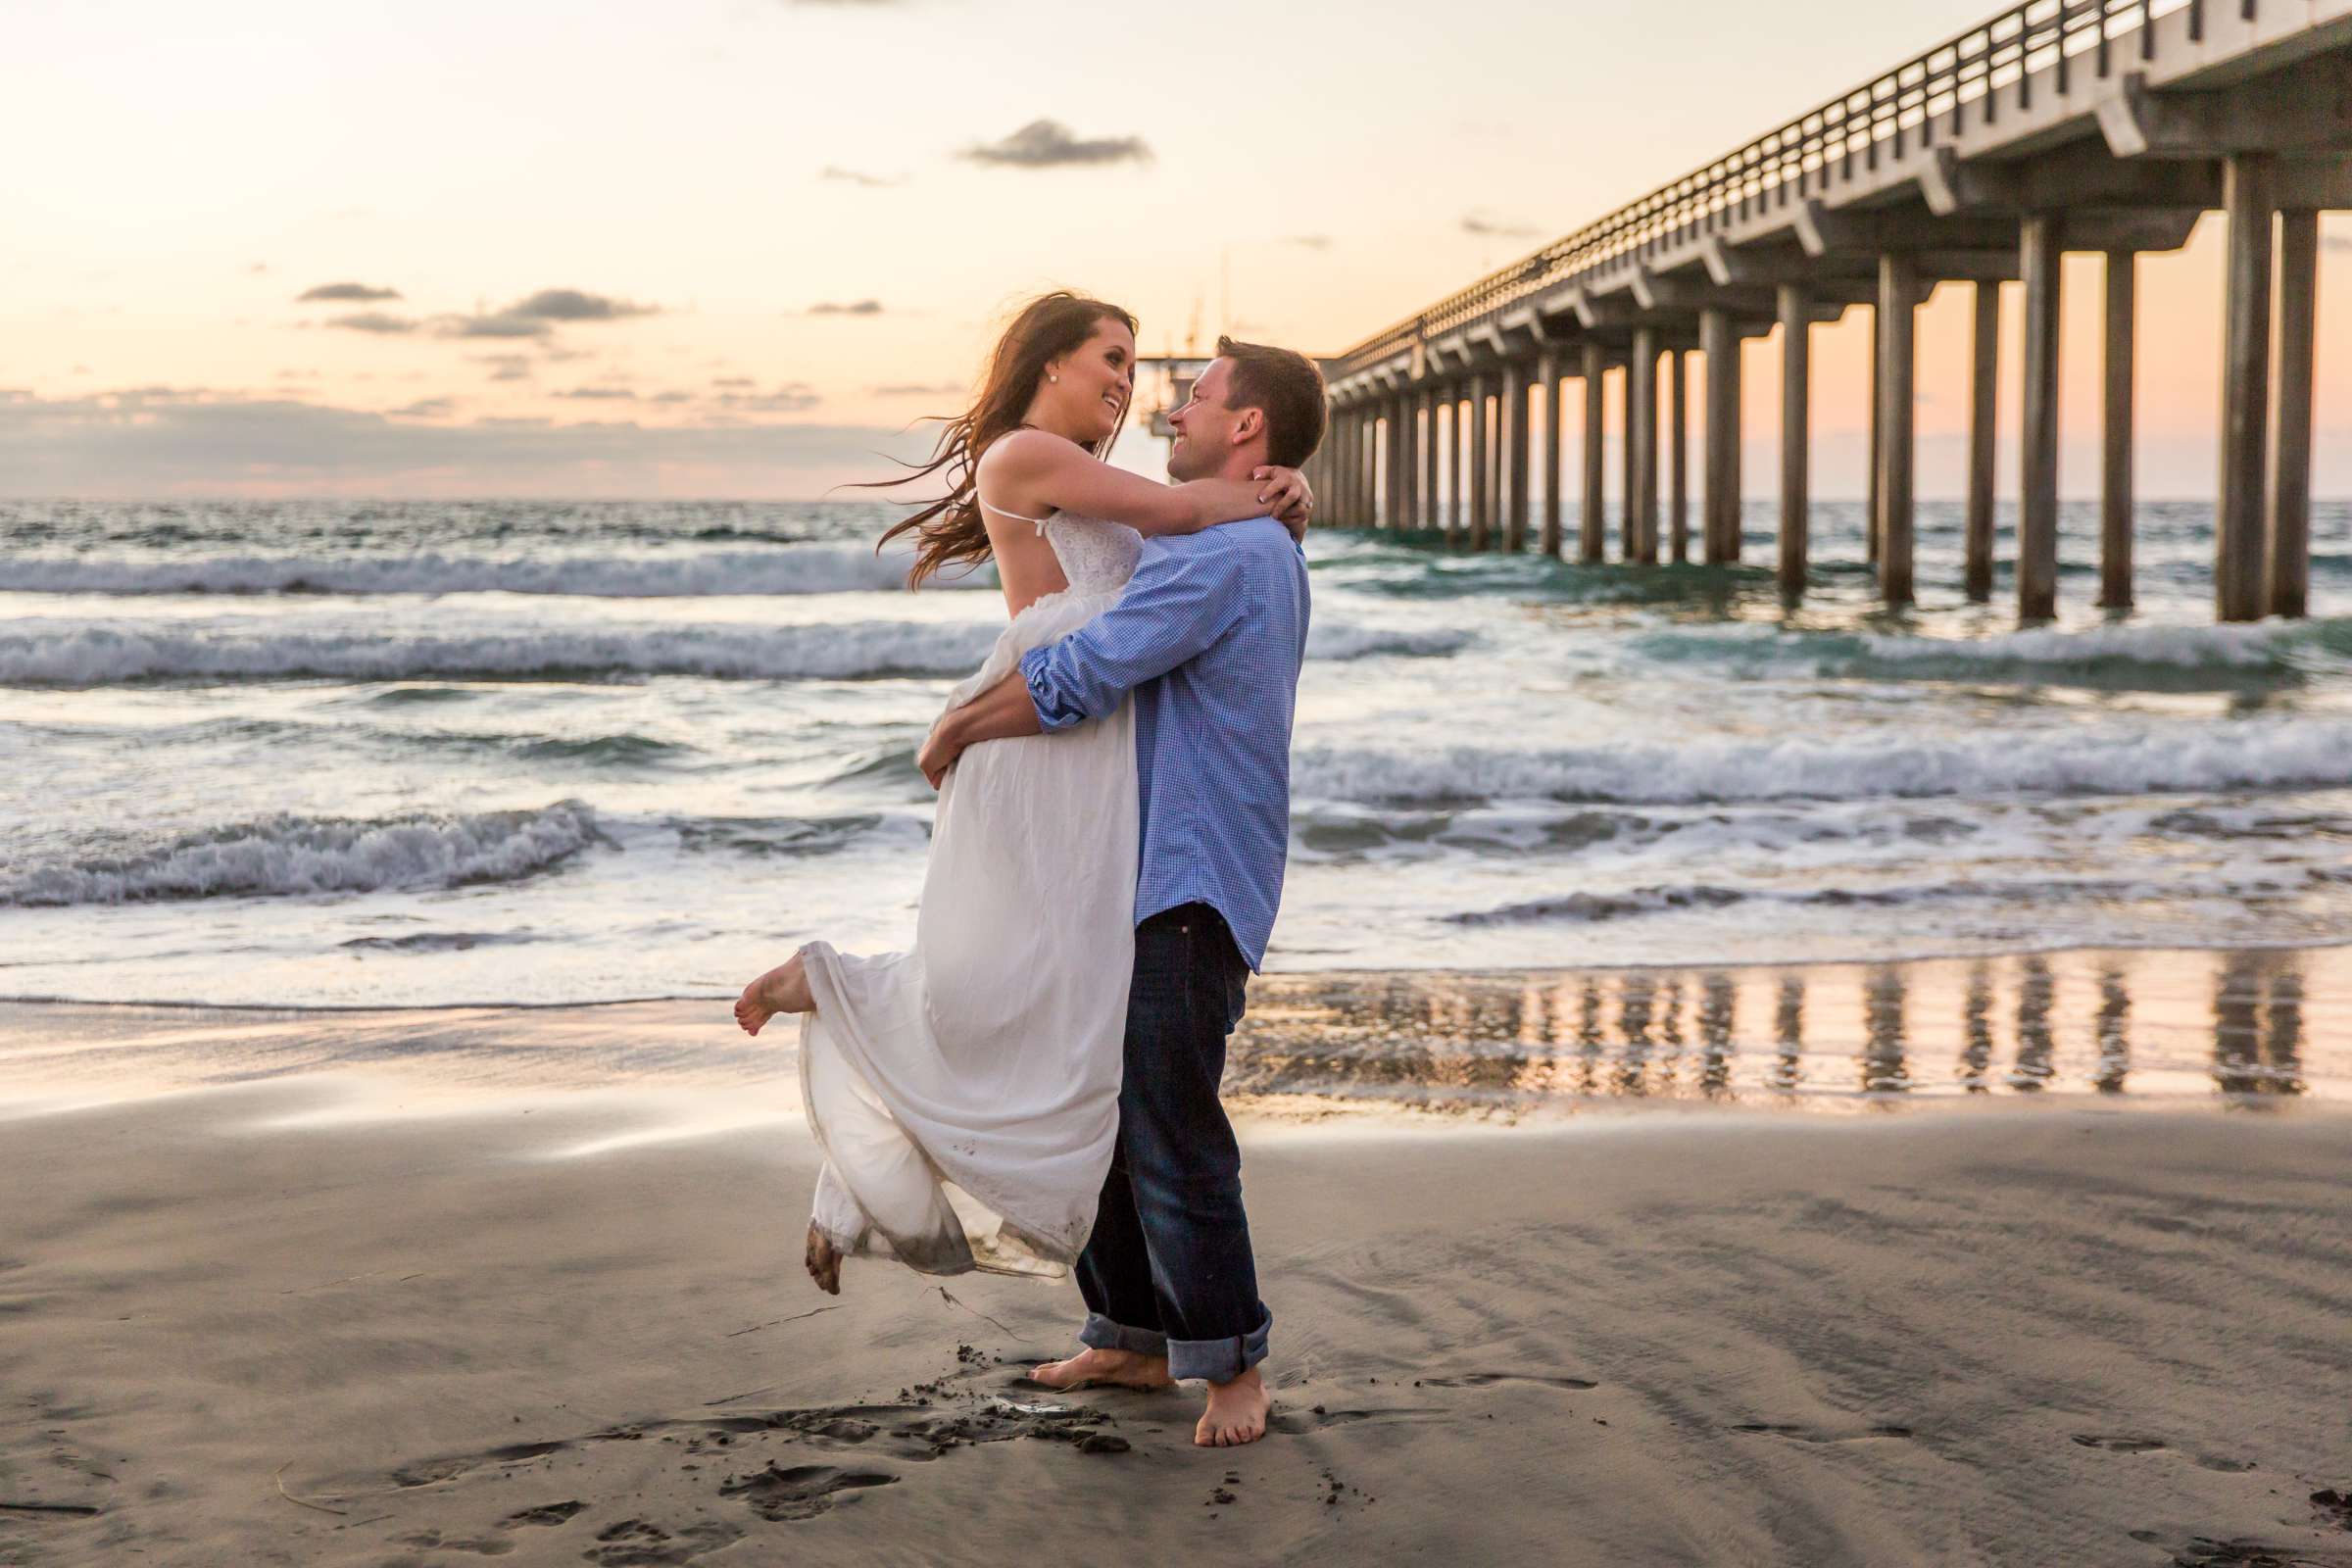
978,427,1074,477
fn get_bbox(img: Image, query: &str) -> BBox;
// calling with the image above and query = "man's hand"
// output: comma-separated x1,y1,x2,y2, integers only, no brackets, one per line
1253,466,1313,543
915,718,964,790
914,673,1043,790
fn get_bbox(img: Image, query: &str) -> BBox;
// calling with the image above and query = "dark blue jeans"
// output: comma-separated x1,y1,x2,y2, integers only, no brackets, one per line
1074,903,1271,1383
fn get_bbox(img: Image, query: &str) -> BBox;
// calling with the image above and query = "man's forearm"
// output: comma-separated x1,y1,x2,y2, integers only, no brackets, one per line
944,672,1044,750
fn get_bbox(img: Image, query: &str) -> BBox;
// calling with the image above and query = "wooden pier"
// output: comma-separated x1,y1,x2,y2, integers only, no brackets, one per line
1305,0,2352,622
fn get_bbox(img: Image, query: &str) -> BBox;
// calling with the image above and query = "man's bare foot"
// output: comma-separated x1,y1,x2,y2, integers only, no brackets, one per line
805,1221,842,1296
1196,1366,1270,1446
735,953,814,1037
1029,1347,1172,1392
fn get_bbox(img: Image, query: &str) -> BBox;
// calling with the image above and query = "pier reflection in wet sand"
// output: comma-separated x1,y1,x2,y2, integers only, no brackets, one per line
1231,947,2344,1117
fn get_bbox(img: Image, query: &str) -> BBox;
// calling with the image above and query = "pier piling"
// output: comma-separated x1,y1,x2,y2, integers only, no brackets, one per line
1417,388,1437,535
2219,155,2277,622
1468,375,1492,552
1581,344,1607,564
1877,253,1919,608
1966,280,1999,603
1503,360,1530,552
2019,214,2063,623
2270,208,2318,619
1540,350,1564,557
2102,251,2136,610
1669,349,1690,564
1778,282,1810,600
1631,328,1660,564
1701,309,1741,565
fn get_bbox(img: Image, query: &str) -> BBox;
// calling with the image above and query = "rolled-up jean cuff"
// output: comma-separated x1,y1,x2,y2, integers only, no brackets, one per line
1166,1310,1272,1385
1078,1312,1167,1357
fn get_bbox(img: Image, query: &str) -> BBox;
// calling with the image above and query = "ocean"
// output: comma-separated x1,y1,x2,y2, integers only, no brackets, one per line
3,497,2348,1011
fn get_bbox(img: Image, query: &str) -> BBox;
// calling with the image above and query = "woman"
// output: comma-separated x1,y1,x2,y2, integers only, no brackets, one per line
732,292,1310,1295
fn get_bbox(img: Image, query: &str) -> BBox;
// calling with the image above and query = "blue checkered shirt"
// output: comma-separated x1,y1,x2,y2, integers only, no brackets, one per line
1018,518,1310,970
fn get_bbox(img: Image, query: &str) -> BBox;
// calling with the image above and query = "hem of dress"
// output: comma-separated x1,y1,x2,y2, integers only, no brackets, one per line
797,940,1087,1284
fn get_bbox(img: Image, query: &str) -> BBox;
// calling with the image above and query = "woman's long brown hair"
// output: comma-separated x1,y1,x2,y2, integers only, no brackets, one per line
868,291,1137,588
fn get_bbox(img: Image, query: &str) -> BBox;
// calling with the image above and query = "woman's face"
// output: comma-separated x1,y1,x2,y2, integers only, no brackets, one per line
1046,317,1136,444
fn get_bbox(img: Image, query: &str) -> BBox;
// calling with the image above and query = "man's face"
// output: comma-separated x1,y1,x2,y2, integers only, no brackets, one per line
1165,359,1241,481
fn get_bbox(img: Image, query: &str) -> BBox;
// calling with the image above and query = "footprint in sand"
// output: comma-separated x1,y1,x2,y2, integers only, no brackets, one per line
581,1518,741,1566
1269,1405,1444,1436
2072,1434,2168,1454
392,1529,514,1556
392,1440,572,1489
501,1500,588,1528
1421,1373,1597,1391
1731,1423,1916,1444
718,1463,898,1523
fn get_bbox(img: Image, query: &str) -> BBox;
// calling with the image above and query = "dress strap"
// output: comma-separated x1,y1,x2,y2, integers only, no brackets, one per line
979,497,1053,535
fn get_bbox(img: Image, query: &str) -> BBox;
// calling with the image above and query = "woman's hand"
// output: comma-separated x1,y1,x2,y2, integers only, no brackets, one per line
1253,466,1313,543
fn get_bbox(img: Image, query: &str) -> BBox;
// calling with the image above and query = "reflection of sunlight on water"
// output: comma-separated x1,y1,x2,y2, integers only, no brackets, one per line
0,945,2344,1127
1224,946,2347,1118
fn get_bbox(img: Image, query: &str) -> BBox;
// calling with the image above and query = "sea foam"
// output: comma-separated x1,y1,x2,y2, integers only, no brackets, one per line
0,615,1462,686
0,546,951,598
1296,718,2352,806
3,801,601,906
1632,616,2352,680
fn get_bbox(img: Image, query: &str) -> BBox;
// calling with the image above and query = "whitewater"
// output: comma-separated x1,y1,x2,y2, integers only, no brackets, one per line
3,496,2347,1005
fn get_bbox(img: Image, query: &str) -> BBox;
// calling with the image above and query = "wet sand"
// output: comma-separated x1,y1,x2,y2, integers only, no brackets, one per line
4,949,2350,1565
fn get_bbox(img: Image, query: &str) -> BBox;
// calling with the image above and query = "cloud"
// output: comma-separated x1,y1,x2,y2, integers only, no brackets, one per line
298,281,402,303
959,120,1152,170
715,383,821,414
712,375,756,388
649,390,693,404
1283,234,1333,251
872,381,959,397
437,313,553,339
325,312,417,334
821,166,902,187
554,387,638,400
471,354,535,382
1461,213,1542,238
433,288,660,340
509,287,657,322
249,263,270,274
2325,234,2352,255
808,299,883,316
0,386,917,496
391,397,457,418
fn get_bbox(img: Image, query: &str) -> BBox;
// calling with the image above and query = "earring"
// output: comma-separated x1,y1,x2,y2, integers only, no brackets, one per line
1049,373,1059,383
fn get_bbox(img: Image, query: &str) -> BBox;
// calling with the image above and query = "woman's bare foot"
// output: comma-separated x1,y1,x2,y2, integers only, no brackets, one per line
1196,1367,1270,1446
805,1221,843,1296
1029,1347,1173,1392
735,953,814,1037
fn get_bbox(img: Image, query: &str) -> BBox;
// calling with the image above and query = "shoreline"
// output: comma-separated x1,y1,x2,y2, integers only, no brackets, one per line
11,934,2351,1014
1,942,2343,1131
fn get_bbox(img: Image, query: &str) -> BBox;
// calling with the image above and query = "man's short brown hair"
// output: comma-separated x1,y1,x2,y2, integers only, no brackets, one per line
1215,335,1326,469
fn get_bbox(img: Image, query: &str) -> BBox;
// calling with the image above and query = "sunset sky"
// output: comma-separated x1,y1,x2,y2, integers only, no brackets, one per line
6,0,2349,500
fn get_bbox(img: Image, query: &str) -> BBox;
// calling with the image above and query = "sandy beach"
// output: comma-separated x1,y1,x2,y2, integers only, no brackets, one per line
5,959,2350,1567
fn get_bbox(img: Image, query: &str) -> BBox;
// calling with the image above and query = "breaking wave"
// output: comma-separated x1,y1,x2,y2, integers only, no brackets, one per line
3,802,602,906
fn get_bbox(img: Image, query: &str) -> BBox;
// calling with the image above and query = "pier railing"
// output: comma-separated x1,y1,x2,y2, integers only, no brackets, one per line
1335,0,2206,373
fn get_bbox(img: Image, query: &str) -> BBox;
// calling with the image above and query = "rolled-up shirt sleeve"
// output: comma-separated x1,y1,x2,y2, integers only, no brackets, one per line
1018,540,1246,732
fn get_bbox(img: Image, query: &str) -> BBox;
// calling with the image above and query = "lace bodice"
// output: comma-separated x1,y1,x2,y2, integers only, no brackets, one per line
1041,513,1143,596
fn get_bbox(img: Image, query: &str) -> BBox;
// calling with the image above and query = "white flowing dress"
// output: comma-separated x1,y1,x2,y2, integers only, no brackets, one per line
797,511,1142,1276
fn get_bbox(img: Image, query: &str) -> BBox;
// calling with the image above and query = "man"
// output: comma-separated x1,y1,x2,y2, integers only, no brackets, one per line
914,336,1324,1448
